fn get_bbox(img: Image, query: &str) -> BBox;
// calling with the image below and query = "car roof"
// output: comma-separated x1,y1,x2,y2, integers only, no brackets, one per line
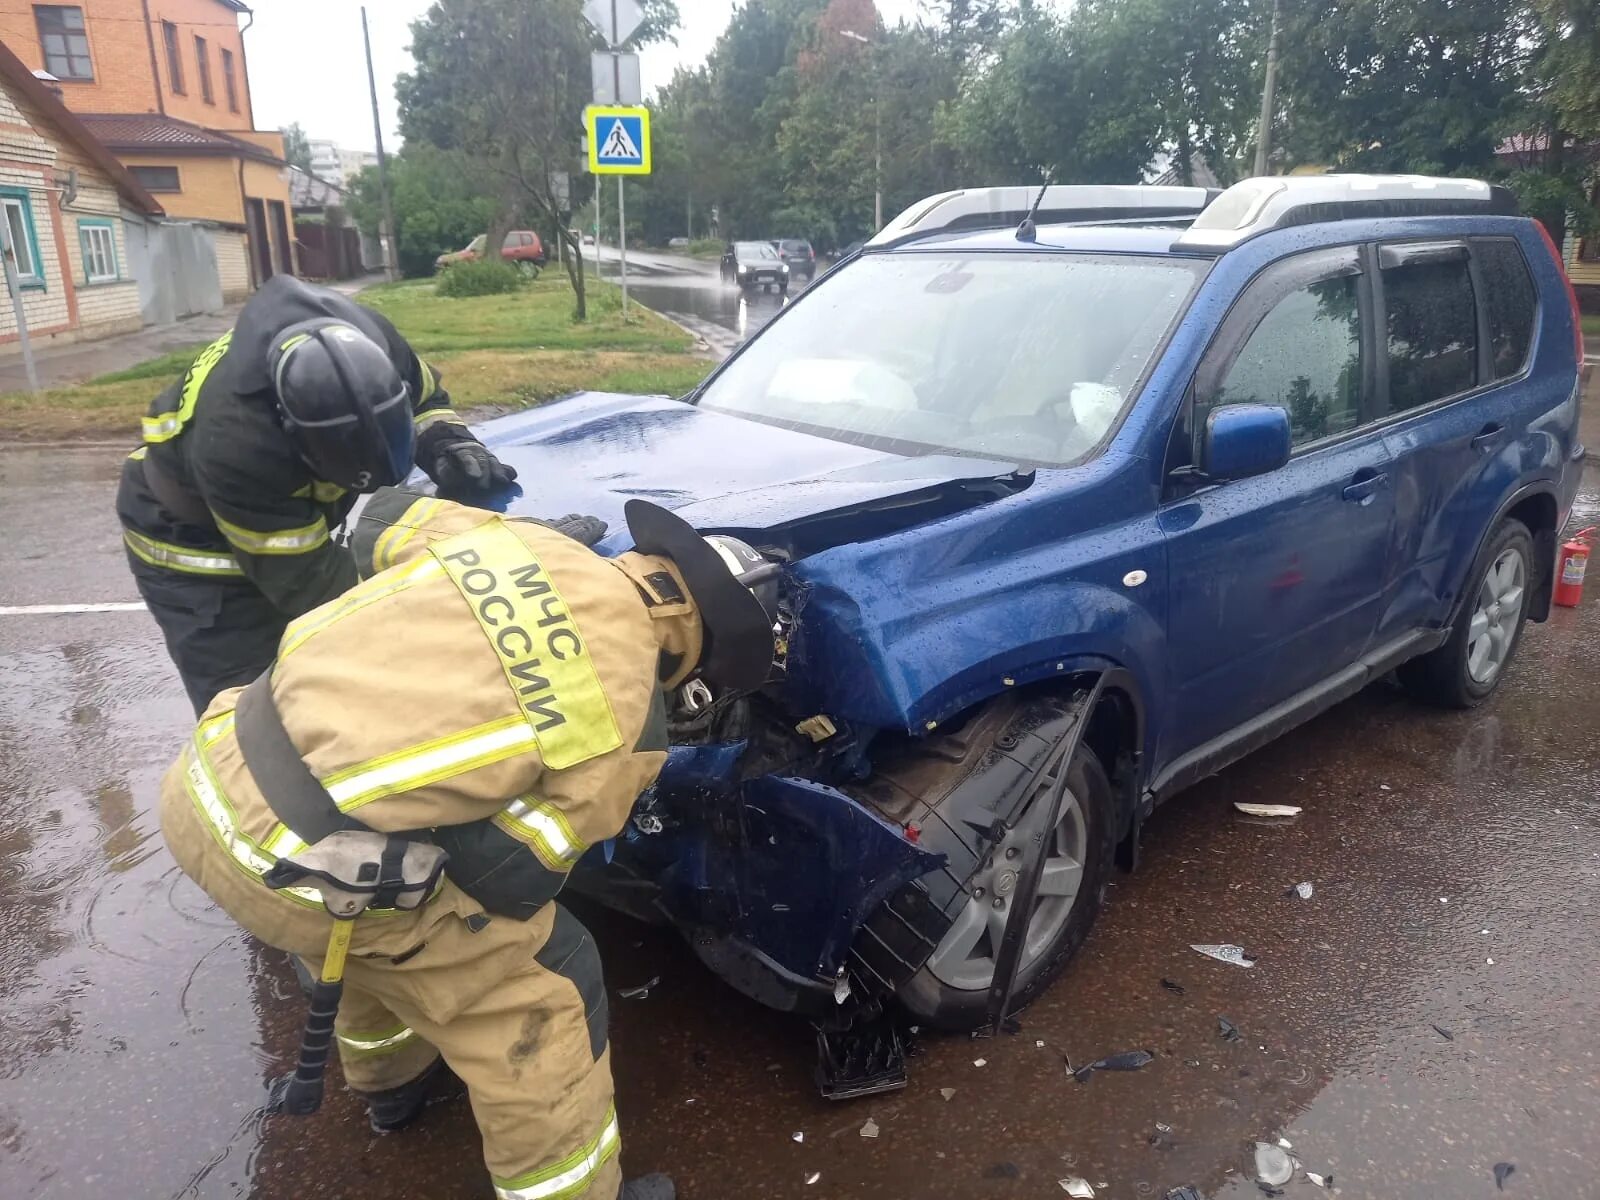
873,222,1200,256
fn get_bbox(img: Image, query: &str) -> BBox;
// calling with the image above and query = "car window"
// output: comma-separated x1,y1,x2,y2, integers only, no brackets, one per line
697,251,1206,465
502,233,520,250
1211,274,1364,448
469,235,486,253
1383,256,1478,412
737,241,777,259
1475,238,1536,379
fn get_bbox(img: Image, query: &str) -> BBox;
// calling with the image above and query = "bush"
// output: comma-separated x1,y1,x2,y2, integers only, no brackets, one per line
436,258,524,298
686,237,724,259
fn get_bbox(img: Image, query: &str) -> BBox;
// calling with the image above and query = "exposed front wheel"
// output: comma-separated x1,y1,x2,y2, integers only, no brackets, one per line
1399,518,1533,708
896,742,1113,1030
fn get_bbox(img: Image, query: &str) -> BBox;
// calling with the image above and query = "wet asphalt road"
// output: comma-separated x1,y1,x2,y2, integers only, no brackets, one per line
3,445,1600,1193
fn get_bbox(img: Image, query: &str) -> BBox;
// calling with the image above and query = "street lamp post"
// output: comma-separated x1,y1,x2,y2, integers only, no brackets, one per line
840,28,882,231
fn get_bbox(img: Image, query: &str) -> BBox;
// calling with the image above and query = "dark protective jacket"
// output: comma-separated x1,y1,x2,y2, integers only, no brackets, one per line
119,276,478,619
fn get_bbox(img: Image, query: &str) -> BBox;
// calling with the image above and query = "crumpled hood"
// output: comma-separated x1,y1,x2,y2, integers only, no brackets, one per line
476,392,1021,545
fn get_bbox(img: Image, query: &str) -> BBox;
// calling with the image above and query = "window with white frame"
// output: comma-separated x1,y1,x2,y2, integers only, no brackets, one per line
80,221,117,283
2,196,40,281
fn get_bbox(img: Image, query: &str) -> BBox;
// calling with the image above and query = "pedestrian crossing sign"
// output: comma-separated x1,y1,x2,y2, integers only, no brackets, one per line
586,106,651,175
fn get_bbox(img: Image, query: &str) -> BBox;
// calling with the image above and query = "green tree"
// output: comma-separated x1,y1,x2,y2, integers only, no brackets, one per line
347,146,497,278
397,0,678,318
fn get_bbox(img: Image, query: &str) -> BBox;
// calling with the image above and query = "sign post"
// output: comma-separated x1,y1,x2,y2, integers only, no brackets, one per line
584,105,651,315
582,0,648,316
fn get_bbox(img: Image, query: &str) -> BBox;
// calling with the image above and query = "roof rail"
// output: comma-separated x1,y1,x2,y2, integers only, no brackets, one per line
1171,174,1520,253
867,184,1219,248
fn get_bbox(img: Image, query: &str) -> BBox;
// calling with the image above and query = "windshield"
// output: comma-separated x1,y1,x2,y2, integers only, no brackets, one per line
736,241,778,259
697,251,1206,465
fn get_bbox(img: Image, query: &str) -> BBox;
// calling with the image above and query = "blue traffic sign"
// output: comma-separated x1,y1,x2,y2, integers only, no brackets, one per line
587,106,651,175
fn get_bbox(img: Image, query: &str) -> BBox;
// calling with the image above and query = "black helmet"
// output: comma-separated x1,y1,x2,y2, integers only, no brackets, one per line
624,500,780,692
268,319,414,491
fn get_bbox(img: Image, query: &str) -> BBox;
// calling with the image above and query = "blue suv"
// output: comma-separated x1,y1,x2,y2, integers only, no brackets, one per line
475,176,1584,1034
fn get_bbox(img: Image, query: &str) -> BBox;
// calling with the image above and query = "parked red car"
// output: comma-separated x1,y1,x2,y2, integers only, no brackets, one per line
435,230,546,273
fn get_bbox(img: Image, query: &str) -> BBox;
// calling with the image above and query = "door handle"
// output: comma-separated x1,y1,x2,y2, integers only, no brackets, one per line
1471,423,1506,453
1342,471,1388,504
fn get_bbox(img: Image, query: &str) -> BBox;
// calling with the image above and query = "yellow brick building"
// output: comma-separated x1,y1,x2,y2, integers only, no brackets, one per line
0,0,294,290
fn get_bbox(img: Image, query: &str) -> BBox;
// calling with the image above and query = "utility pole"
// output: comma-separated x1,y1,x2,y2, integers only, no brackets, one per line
1253,0,1282,178
0,213,39,392
840,29,882,231
362,6,399,281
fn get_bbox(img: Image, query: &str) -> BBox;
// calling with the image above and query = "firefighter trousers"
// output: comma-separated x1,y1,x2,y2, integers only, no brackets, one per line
124,551,285,716
330,904,621,1200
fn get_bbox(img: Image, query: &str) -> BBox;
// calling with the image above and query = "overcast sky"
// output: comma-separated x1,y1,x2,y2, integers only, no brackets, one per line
247,1,929,153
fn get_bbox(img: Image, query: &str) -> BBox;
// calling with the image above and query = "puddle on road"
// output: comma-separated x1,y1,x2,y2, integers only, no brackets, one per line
600,266,802,353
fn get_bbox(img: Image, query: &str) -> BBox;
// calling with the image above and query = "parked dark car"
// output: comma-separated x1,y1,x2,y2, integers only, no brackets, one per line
461,177,1584,1041
772,237,817,280
720,240,789,293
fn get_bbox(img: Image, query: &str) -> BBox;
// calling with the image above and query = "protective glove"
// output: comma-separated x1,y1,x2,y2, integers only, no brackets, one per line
430,439,518,494
534,514,609,547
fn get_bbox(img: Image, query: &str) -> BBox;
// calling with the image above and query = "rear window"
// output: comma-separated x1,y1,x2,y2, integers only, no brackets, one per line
1475,238,1536,378
1384,256,1478,412
697,251,1207,465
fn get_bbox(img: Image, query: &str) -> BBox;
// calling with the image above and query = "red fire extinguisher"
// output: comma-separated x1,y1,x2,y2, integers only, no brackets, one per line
1554,526,1595,607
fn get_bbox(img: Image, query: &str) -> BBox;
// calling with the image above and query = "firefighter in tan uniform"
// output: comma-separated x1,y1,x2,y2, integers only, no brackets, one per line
158,488,781,1200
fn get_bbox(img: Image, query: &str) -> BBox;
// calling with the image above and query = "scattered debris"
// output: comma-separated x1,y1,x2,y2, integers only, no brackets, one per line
833,975,852,1005
859,1118,879,1139
1440,896,1449,904
618,975,660,1000
973,1057,987,1068
1430,1024,1455,1041
1073,1049,1155,1083
792,1132,804,1144
1306,1172,1331,1188
1487,957,1495,965
939,1087,956,1102
1254,1142,1295,1186
1155,1122,1172,1133
1059,1178,1095,1198
1166,1189,1201,1200
1191,943,1257,968
1218,1016,1242,1042
806,1172,821,1186
1380,783,1392,791
1292,881,1314,900
1160,978,1187,995
1277,1137,1293,1150
1494,1162,1516,1190
1036,1039,1046,1048
1234,802,1302,817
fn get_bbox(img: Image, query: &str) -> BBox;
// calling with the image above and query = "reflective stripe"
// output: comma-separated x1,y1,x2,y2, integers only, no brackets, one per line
212,511,331,556
430,521,622,771
414,407,461,433
291,480,349,504
493,1108,620,1200
123,528,243,577
128,446,147,462
493,794,585,870
418,361,440,404
373,497,445,571
323,714,535,812
142,330,233,444
279,556,445,659
182,734,322,908
262,823,307,857
337,1024,417,1056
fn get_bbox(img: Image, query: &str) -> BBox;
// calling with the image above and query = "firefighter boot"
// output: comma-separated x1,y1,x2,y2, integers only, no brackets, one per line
620,1173,675,1200
360,1059,457,1133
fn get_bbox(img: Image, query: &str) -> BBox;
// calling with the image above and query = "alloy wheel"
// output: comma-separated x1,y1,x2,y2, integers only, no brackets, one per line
1466,545,1526,684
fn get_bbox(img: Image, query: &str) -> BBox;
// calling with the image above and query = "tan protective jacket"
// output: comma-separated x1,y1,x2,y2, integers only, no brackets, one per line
159,489,700,1023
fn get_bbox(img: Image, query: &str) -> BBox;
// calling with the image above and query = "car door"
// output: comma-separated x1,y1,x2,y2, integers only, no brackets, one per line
1159,245,1397,759
1373,237,1540,639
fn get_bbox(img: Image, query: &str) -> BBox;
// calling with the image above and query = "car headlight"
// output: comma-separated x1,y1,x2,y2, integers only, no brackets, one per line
780,263,789,274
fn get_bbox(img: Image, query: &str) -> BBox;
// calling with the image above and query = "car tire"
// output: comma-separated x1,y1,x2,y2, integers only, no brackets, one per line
1399,517,1534,709
779,283,789,297
896,741,1114,1031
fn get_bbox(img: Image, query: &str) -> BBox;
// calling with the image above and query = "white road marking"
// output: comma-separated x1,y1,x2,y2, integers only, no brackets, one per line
0,602,148,616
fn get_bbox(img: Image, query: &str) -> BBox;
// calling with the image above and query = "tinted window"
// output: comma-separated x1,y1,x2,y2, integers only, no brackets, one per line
1213,274,1363,447
1384,258,1477,411
129,165,180,192
1475,239,1536,378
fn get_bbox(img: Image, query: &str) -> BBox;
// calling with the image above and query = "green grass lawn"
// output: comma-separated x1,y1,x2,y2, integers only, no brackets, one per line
6,274,713,439
1582,312,1600,344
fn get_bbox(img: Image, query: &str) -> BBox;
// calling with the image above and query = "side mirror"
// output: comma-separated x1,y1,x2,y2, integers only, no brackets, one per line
1200,404,1291,482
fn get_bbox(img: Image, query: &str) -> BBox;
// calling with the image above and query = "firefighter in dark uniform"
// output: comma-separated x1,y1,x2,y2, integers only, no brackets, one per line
117,275,519,714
